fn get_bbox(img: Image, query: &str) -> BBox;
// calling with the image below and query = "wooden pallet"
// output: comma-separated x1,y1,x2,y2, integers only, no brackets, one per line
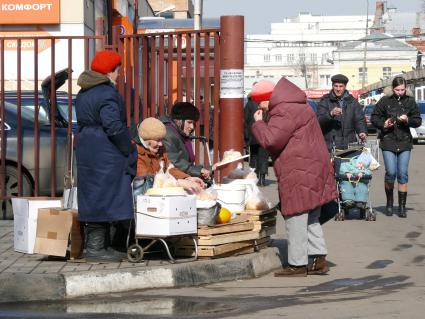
197,220,254,236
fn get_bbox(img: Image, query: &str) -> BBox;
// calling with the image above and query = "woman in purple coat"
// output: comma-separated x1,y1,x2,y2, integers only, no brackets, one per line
251,78,337,276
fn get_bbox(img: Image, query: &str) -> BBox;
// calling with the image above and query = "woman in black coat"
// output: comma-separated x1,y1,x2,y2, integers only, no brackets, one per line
76,50,137,262
371,76,422,218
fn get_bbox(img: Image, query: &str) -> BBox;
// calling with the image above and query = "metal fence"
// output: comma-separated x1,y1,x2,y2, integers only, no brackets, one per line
0,27,222,219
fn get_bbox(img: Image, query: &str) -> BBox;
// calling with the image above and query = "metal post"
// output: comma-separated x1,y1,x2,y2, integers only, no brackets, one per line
362,0,369,88
219,16,244,177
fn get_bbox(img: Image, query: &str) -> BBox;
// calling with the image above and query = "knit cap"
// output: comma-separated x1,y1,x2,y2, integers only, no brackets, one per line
250,80,275,103
91,50,121,74
137,117,166,141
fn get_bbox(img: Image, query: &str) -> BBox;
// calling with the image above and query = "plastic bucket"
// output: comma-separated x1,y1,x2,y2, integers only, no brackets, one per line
197,203,220,226
213,184,246,216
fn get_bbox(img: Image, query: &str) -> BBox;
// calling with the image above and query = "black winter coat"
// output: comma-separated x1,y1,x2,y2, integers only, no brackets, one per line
371,94,422,152
244,98,259,146
317,91,367,150
76,71,136,222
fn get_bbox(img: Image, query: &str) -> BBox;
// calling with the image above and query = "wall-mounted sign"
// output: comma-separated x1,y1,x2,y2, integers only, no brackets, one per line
0,0,60,24
220,69,244,99
0,29,56,52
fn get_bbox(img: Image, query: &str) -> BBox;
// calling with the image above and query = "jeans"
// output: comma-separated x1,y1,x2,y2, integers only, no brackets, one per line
382,150,410,184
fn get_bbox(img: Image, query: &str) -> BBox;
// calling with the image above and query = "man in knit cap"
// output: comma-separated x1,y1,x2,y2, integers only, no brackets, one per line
161,102,212,181
134,117,204,193
76,50,136,263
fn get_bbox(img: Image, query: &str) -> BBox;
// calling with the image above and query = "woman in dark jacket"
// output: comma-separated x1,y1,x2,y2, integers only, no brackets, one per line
251,78,337,277
76,50,136,262
371,76,422,218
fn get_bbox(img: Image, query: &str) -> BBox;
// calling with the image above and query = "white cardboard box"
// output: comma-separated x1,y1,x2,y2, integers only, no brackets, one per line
13,197,63,254
136,195,197,236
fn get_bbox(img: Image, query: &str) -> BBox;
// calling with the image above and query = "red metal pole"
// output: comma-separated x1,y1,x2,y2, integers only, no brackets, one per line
218,16,244,177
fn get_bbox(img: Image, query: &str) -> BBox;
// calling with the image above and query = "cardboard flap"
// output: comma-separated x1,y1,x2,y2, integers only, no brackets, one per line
33,208,73,257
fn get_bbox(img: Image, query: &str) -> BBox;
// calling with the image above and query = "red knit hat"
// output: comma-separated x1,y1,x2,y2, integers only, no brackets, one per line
250,80,275,103
91,50,121,74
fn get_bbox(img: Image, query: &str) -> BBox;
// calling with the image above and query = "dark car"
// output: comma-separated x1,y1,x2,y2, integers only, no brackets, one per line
364,104,376,133
0,69,75,219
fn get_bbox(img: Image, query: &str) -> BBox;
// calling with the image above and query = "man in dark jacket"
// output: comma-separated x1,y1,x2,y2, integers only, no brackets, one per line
76,50,136,263
161,102,211,181
317,74,367,150
244,94,269,186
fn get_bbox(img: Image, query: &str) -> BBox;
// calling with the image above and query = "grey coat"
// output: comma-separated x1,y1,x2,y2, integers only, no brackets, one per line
160,116,203,177
317,91,367,150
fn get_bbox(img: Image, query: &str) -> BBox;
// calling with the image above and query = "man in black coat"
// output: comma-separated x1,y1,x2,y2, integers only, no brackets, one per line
317,74,367,151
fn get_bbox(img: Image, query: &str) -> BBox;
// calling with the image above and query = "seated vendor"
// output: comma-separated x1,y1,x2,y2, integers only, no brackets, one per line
135,117,205,194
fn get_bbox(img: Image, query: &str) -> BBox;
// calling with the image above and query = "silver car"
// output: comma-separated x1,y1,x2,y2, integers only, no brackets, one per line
411,102,425,144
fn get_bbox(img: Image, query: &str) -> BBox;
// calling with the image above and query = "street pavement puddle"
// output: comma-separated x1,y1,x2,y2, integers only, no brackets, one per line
0,297,239,317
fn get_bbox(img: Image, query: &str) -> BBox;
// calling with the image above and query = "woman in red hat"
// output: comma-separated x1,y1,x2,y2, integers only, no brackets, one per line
76,50,136,263
251,78,337,276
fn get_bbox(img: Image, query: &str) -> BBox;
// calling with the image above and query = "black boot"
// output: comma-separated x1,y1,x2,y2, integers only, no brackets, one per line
398,191,407,218
84,223,126,263
385,185,394,216
257,174,266,187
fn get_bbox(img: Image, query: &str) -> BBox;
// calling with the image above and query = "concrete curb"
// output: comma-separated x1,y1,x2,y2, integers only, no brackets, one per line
0,248,282,303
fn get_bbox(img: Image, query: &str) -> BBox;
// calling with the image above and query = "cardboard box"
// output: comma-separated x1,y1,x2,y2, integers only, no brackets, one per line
69,210,84,259
33,208,73,257
136,195,197,236
13,197,63,254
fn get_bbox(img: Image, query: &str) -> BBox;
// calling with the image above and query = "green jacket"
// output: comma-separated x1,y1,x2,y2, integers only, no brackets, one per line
160,116,203,177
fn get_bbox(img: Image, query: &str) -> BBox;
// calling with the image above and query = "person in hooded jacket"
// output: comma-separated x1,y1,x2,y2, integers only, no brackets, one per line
371,76,422,218
76,50,136,263
317,74,368,150
251,78,337,277
161,102,212,181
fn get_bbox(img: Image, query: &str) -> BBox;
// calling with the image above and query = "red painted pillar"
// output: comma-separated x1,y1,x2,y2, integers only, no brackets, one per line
218,16,244,177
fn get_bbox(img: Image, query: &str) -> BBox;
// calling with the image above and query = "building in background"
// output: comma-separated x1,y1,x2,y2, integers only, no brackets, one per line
0,0,154,90
244,12,371,92
146,0,193,19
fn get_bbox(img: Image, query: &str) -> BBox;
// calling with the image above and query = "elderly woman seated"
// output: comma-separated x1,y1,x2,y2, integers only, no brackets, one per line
134,117,204,194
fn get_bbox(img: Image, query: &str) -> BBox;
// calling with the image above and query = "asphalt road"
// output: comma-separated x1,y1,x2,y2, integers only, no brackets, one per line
0,142,424,319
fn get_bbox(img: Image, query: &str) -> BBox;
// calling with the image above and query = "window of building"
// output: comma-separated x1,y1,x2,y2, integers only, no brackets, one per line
299,53,306,63
383,67,392,79
321,53,329,64
264,54,270,63
310,53,317,64
359,67,368,83
287,53,295,64
320,74,331,87
275,54,282,63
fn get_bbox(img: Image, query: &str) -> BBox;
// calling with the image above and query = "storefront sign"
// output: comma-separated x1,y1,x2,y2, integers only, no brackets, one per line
0,30,56,52
0,0,60,24
220,69,244,99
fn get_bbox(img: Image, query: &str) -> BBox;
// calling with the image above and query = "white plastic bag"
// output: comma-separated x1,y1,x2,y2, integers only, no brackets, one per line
153,161,178,188
244,184,271,211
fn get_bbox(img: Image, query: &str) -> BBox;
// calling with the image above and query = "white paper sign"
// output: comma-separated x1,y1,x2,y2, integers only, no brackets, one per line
220,69,244,98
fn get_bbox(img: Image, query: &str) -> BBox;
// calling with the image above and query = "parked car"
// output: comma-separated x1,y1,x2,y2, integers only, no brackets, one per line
411,101,425,144
364,104,376,133
0,69,75,219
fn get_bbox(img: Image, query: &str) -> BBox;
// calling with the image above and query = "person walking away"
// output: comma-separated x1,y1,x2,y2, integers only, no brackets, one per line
76,50,137,263
161,102,212,182
317,74,367,150
371,76,422,218
245,91,270,186
251,78,337,276
134,117,205,193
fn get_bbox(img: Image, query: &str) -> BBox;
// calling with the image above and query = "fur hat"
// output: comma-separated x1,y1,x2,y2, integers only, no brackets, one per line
250,80,275,103
171,102,200,121
331,74,349,85
137,117,166,141
91,50,121,75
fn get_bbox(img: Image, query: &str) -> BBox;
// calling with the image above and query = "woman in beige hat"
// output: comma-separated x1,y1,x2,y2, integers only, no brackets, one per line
135,117,205,193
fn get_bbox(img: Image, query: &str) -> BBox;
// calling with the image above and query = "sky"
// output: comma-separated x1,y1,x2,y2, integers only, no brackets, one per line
203,0,423,34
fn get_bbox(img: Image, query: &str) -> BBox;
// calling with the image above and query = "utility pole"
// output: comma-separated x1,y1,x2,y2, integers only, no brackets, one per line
362,0,369,88
193,0,203,104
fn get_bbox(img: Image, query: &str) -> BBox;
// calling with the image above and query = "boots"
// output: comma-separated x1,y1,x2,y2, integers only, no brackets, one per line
385,184,394,216
257,174,266,187
308,255,329,275
398,191,407,218
84,222,126,263
274,265,307,277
